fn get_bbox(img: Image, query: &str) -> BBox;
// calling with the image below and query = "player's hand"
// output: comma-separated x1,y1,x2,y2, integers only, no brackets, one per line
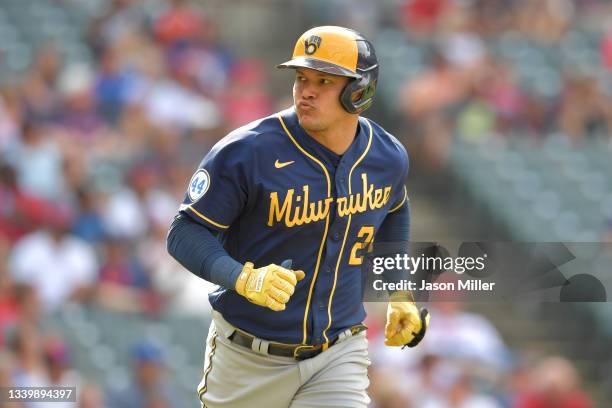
384,292,429,347
235,259,305,312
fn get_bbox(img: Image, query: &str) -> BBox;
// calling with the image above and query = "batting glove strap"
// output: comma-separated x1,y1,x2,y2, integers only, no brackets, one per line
402,308,430,348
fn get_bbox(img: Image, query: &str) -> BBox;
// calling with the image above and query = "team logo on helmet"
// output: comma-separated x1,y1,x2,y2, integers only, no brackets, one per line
304,35,322,55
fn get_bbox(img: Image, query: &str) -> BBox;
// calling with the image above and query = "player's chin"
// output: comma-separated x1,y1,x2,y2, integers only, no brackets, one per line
298,115,323,132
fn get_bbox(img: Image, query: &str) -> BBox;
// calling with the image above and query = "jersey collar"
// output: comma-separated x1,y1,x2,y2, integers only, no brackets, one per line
280,107,369,170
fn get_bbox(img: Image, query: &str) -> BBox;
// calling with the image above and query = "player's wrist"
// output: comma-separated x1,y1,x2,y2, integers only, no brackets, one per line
208,255,245,290
235,261,255,294
388,290,415,304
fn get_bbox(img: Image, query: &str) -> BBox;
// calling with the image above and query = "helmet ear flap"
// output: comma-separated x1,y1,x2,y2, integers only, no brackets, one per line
340,74,377,114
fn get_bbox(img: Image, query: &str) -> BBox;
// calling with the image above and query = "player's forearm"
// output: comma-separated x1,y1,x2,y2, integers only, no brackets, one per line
377,198,410,242
166,213,243,289
376,200,411,293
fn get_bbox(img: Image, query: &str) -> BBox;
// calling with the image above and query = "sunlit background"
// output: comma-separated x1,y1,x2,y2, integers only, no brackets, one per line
1,0,612,407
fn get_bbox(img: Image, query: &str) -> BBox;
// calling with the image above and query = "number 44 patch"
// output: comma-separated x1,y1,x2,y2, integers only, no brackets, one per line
188,169,211,202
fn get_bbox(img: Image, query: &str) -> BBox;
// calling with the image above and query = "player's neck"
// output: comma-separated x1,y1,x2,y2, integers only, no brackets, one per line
306,117,359,155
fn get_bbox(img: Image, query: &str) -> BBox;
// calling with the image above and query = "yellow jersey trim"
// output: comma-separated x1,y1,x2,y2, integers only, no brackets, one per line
183,205,230,230
388,186,407,213
322,119,373,343
278,114,331,345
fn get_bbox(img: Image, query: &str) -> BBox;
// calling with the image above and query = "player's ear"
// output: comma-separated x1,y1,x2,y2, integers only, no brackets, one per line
351,89,364,102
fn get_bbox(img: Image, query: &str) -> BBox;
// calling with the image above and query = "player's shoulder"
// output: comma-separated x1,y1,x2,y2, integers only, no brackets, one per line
361,116,408,162
209,111,287,156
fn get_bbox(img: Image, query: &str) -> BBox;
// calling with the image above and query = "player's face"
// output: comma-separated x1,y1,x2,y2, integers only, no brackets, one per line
293,68,351,132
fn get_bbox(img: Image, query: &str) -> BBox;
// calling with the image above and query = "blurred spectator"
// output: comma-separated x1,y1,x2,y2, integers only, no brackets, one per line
44,336,80,387
8,122,67,202
479,61,526,134
514,0,574,43
88,0,147,53
94,45,139,124
420,362,502,408
140,221,214,316
222,59,274,128
43,336,82,408
19,45,62,124
107,339,183,408
102,186,148,240
0,162,48,243
456,90,497,142
399,0,450,36
72,187,107,244
9,205,98,311
399,52,467,171
79,383,107,408
515,357,593,408
602,27,612,70
12,284,43,328
1,281,42,348
440,30,487,70
57,64,108,140
141,70,221,131
0,350,27,408
368,363,413,408
0,239,19,346
423,301,509,370
400,52,467,119
558,75,612,142
0,85,23,152
154,0,205,47
96,237,161,316
101,160,174,240
8,323,48,388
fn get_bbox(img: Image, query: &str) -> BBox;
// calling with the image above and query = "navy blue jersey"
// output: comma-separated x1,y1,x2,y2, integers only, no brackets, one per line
178,107,409,345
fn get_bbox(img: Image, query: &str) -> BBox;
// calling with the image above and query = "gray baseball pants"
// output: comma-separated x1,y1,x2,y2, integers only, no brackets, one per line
197,311,370,408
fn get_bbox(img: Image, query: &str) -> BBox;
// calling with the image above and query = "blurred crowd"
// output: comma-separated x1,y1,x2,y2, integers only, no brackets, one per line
0,0,605,406
364,301,594,408
389,0,612,172
0,0,279,318
0,0,275,406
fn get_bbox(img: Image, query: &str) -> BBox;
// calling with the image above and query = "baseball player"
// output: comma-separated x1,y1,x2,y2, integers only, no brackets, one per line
167,26,429,408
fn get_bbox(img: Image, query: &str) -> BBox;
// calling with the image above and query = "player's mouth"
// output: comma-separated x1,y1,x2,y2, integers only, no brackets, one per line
297,101,316,112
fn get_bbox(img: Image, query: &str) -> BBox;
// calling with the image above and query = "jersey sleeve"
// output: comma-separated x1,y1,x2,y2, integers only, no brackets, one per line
388,142,409,213
179,137,252,231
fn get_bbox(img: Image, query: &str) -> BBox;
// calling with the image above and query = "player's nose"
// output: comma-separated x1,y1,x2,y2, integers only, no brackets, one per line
299,82,317,99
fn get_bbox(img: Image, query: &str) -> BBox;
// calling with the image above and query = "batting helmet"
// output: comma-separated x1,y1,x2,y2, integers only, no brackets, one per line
277,26,379,114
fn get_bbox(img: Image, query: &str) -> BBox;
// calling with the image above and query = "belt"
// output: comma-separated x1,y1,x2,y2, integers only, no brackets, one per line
228,324,367,360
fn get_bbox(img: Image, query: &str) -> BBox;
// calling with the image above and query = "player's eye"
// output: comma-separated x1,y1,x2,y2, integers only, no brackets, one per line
296,75,306,82
320,78,331,85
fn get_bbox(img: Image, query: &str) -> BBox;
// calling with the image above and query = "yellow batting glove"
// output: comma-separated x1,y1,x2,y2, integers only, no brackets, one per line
235,259,305,312
384,292,430,347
